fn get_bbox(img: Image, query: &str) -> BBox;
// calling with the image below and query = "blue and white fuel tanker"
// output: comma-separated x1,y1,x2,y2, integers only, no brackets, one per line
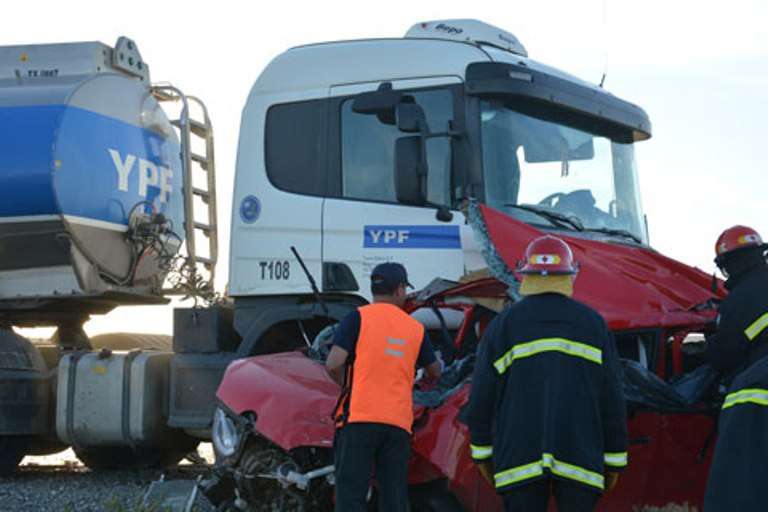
0,37,185,303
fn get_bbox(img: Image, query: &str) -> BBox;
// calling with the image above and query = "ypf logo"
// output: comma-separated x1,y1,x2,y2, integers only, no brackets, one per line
368,228,411,245
363,225,461,249
109,148,173,203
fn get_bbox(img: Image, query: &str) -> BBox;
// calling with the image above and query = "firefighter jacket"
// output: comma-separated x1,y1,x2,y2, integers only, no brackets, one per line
704,354,768,511
704,266,768,510
466,293,627,494
706,266,768,378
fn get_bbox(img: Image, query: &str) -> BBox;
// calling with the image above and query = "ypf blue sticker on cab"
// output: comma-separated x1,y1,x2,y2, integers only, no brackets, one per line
363,225,461,249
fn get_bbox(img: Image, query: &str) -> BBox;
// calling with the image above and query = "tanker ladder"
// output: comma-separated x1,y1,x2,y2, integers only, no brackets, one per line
152,85,219,300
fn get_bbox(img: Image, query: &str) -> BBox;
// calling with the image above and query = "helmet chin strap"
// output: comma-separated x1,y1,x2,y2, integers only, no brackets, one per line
715,260,728,279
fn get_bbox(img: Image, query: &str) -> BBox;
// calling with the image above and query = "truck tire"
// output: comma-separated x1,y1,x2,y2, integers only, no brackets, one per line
0,329,53,475
0,436,29,476
74,435,199,470
89,332,172,351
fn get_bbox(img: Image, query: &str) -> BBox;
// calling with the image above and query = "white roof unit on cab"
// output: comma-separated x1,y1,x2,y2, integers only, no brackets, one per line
406,19,528,57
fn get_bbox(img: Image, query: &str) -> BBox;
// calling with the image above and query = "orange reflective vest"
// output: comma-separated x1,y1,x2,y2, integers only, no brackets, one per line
336,303,425,433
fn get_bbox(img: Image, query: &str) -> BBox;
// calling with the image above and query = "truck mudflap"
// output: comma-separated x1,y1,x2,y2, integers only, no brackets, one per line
169,352,238,430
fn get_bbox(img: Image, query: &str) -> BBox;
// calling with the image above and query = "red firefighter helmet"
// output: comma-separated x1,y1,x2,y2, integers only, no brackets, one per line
715,226,765,262
518,235,578,275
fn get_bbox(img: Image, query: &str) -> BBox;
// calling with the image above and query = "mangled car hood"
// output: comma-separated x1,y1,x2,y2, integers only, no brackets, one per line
216,352,338,451
469,203,722,330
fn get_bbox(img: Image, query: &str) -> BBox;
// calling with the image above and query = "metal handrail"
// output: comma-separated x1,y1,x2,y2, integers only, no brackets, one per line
151,85,218,296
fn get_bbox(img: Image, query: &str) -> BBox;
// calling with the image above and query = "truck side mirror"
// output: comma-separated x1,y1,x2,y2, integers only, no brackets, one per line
394,136,427,206
352,82,401,125
396,101,428,134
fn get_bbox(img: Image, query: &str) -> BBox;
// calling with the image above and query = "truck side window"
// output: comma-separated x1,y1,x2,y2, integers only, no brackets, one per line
265,99,326,196
340,88,453,206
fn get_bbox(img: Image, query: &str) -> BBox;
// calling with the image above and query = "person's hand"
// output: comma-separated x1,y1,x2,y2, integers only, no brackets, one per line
605,471,620,492
477,461,494,486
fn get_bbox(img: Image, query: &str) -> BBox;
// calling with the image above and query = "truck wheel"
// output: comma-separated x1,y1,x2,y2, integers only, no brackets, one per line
0,436,29,476
0,329,52,475
75,437,199,470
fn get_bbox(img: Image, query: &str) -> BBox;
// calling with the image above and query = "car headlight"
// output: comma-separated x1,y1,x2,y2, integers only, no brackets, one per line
212,407,241,458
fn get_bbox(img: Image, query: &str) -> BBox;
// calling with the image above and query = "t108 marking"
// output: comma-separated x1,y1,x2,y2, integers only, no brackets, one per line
260,260,290,280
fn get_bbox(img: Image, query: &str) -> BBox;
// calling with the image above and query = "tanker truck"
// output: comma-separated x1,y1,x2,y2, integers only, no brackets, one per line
0,19,722,493
0,36,218,470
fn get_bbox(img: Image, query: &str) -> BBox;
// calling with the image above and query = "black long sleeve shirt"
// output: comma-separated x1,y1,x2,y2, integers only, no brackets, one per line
707,267,768,379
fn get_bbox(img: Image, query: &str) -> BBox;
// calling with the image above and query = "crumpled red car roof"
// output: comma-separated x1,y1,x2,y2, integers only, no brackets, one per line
472,204,722,330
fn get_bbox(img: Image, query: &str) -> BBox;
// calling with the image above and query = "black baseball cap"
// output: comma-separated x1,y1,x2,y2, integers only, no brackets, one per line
371,262,413,292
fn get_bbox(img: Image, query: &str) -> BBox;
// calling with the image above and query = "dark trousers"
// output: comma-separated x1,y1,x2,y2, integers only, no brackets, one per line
503,478,600,512
334,422,410,512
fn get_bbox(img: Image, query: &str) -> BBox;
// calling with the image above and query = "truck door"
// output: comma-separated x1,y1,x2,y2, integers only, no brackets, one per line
322,78,476,298
230,95,327,297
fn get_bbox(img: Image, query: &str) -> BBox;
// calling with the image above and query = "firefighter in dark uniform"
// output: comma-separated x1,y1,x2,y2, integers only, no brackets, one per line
704,226,768,511
466,235,627,512
325,262,442,512
705,225,768,378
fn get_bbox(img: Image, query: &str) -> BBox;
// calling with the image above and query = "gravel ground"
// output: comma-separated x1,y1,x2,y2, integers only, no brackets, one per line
0,446,216,512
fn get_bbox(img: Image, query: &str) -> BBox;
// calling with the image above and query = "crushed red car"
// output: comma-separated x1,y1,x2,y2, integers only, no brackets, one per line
205,204,724,511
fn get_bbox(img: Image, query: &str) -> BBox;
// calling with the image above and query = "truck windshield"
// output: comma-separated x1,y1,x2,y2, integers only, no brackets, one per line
480,100,647,244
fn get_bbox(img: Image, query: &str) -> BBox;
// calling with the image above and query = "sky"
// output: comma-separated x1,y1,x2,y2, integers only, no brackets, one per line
5,0,767,335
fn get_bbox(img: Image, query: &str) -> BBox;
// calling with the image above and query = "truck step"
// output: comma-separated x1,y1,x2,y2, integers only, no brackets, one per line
193,256,215,269
194,222,213,235
192,187,211,203
190,153,209,170
171,119,209,138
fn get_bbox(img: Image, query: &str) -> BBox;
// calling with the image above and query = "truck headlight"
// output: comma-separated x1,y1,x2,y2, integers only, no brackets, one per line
212,407,240,458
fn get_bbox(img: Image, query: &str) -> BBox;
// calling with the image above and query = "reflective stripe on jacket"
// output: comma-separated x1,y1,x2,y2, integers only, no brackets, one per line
466,293,628,494
340,303,425,433
706,267,768,377
705,355,768,511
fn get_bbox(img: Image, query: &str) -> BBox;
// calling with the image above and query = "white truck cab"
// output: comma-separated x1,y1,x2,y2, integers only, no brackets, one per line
229,19,650,305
